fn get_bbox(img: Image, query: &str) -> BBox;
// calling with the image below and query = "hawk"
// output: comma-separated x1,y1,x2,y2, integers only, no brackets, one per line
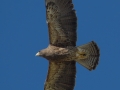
36,0,100,90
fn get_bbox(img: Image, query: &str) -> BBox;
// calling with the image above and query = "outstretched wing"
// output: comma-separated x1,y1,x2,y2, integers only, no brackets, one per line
44,61,76,90
44,0,77,90
46,0,77,47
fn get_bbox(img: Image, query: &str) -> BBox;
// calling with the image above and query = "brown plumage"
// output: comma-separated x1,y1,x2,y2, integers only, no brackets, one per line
36,0,100,90
46,0,77,47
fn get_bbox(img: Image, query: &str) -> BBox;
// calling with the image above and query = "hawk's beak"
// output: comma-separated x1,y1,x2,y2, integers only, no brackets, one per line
35,52,39,56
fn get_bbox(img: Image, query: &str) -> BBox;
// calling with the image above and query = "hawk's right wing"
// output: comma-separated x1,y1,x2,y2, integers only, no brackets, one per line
44,61,76,90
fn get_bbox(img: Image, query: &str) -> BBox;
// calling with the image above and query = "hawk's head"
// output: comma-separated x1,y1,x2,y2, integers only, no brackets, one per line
35,49,46,57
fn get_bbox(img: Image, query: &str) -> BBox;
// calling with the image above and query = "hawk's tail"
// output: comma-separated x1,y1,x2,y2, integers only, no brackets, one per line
75,41,100,70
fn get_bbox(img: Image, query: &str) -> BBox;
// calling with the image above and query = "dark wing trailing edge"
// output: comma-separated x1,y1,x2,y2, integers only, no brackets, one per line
46,0,77,47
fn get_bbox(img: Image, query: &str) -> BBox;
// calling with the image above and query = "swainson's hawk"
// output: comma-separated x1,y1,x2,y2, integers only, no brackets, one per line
36,0,100,90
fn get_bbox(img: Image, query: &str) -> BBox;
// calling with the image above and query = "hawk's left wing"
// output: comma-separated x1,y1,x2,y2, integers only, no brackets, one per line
46,0,77,47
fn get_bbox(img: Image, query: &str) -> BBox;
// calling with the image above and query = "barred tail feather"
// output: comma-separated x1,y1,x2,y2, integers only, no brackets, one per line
75,41,100,70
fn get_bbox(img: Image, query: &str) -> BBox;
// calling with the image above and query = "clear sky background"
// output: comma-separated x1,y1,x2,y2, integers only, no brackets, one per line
1,0,120,90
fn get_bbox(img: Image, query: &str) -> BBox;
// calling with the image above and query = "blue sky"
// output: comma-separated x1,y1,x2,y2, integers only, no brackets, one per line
1,0,120,90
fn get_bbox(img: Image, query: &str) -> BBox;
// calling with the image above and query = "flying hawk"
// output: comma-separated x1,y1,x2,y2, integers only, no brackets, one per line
36,0,100,90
